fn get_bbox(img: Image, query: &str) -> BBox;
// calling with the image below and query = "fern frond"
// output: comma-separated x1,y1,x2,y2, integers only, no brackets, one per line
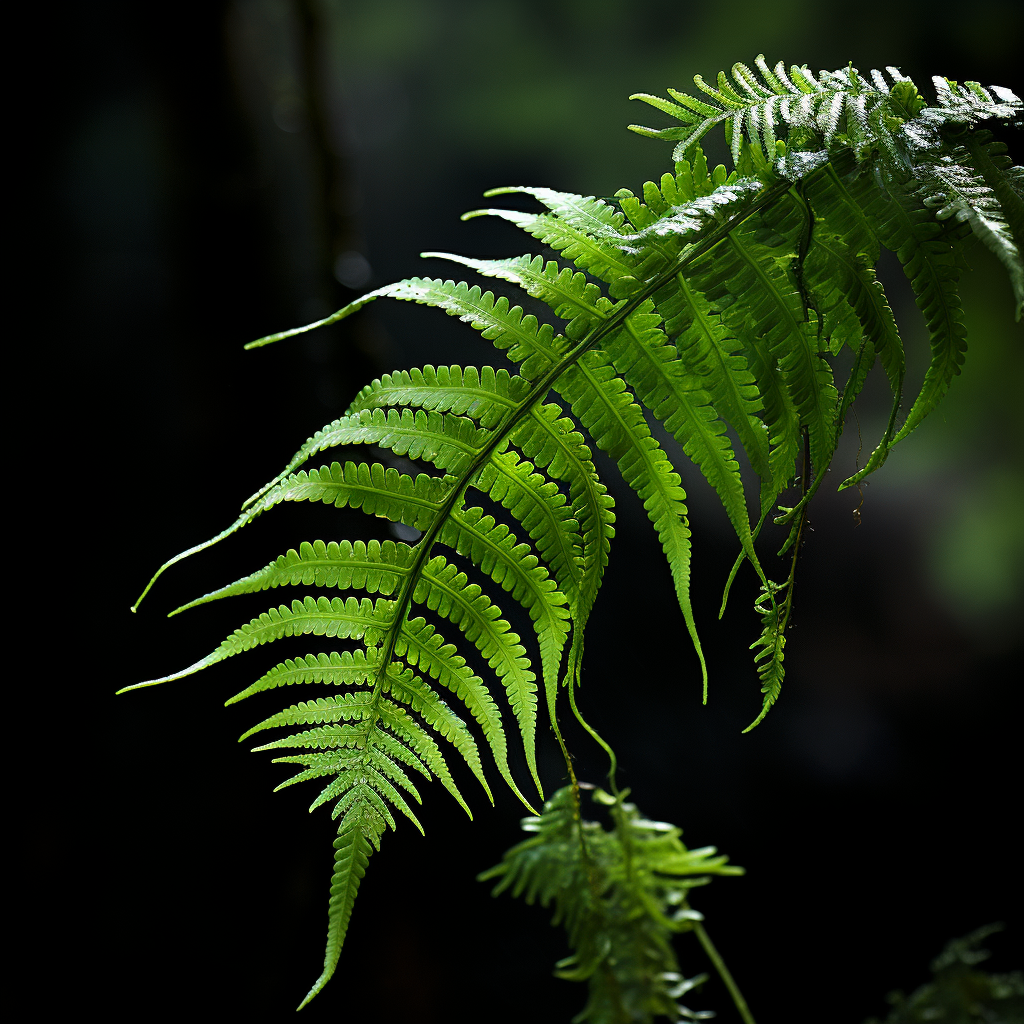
182,476,569,757
923,77,1022,131
127,61,1022,1006
291,406,488,477
471,448,583,596
120,595,387,691
612,148,803,505
270,743,423,812
175,532,539,798
394,615,520,805
129,594,501,811
146,462,447,601
806,229,903,385
857,183,969,450
961,134,1024,317
226,648,378,705
689,209,838,474
484,185,628,237
232,404,489,516
602,300,761,573
560,348,708,688
247,684,475,822
257,723,431,784
175,538,414,613
586,177,769,299
800,230,901,456
315,766,423,831
800,162,907,484
413,553,540,777
439,505,570,654
661,276,773,499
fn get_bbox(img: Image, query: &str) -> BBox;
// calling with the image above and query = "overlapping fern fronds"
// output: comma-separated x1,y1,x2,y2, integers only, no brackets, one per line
127,57,1022,1009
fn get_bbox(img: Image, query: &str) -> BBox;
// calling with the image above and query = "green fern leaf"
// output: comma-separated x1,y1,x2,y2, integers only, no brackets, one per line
172,533,542,795
348,364,532,428
121,596,388,690
630,57,894,164
258,722,432,785
922,137,1024,318
690,211,838,474
802,162,907,484
426,251,709,684
127,62,1023,1004
296,817,373,1010
414,553,540,784
349,274,568,380
510,403,616,625
599,298,760,570
247,685,472,816
745,582,787,732
226,649,378,705
472,187,634,276
471,448,582,595
664,278,770,480
557,348,707,688
394,616,520,805
859,185,969,450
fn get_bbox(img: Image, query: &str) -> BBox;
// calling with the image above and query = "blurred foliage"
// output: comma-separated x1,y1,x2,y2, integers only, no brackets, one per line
866,927,1024,1024
316,0,1023,190
481,785,743,1023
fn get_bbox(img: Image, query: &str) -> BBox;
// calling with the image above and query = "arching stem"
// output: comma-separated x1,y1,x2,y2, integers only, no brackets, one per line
566,638,620,797
692,919,758,1024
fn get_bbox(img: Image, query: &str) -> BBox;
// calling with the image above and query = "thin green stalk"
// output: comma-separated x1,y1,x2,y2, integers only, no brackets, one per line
693,920,758,1024
777,429,812,627
550,700,595,880
566,653,620,797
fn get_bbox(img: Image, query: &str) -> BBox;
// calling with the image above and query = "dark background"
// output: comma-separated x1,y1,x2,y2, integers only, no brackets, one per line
45,1,1022,1020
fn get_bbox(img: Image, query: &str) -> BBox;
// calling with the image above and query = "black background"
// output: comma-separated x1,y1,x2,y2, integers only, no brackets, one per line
41,2,1022,1020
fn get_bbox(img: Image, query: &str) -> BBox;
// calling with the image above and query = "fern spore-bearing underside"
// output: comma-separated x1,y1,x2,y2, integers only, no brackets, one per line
127,58,1022,1010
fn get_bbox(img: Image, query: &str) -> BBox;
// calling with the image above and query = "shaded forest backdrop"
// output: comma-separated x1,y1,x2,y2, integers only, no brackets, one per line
51,1,1023,1019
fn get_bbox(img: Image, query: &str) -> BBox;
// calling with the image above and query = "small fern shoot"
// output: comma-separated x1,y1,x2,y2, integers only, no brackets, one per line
480,785,745,1024
127,58,1022,1008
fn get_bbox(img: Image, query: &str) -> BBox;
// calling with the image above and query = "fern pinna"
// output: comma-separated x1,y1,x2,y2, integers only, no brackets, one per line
126,58,1022,1012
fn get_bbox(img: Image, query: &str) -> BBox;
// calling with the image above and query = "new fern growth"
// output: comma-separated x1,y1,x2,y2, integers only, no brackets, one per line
481,785,743,1023
126,57,1023,1012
